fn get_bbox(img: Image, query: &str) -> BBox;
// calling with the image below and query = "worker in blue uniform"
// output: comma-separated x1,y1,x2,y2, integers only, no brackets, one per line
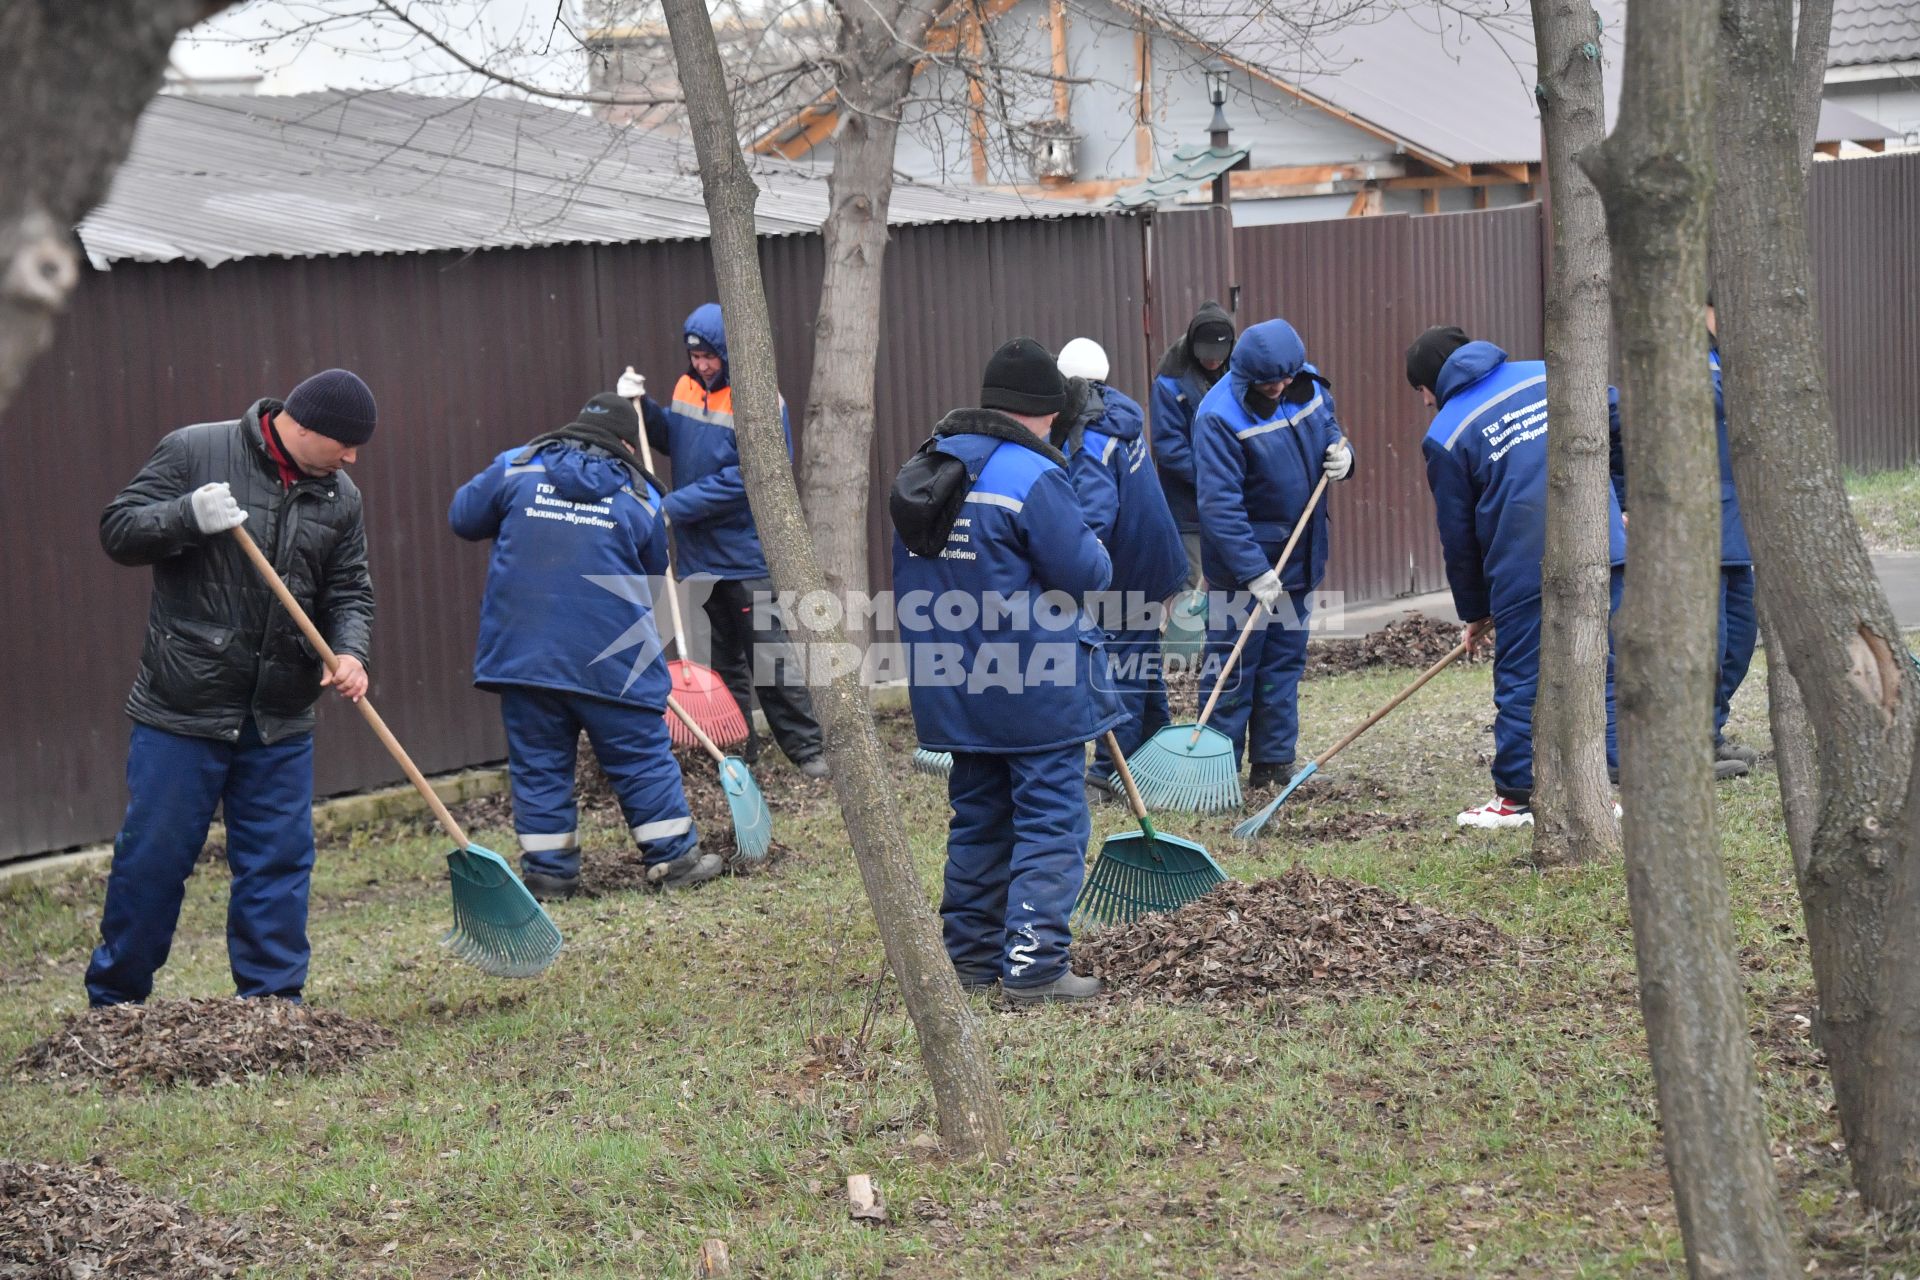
616,304,827,778
1054,338,1188,802
1151,301,1236,588
1609,294,1756,779
451,393,719,899
1409,325,1628,827
890,337,1123,1004
1191,318,1354,788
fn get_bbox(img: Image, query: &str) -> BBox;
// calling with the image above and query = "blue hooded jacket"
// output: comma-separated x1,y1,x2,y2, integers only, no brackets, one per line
1423,341,1628,623
1061,380,1188,619
450,441,672,710
1192,319,1347,592
1608,345,1750,566
1149,300,1235,532
891,408,1126,754
639,302,794,581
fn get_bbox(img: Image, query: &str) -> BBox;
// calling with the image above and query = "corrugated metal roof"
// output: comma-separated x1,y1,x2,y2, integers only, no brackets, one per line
78,92,1098,266
1830,0,1920,69
1111,144,1249,208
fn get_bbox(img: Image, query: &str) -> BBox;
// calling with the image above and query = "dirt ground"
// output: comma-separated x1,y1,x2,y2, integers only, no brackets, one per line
1075,866,1515,1006
12,998,395,1090
0,1159,266,1279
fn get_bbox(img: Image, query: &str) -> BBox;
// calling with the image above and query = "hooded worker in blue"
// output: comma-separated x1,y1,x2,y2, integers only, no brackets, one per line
1054,338,1188,799
1608,296,1756,779
890,337,1123,1005
615,304,827,778
450,393,721,899
1408,325,1628,828
1192,318,1354,789
1152,301,1237,587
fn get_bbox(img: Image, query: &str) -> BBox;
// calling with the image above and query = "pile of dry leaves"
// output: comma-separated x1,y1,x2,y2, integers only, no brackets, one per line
0,1160,265,1278
13,998,395,1090
1308,613,1475,677
1075,866,1513,1005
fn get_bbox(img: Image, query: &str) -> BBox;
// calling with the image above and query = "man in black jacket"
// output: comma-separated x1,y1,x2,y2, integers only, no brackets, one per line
86,369,377,1006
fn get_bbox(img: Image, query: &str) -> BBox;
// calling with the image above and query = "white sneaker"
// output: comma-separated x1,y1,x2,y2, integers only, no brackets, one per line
1456,796,1534,828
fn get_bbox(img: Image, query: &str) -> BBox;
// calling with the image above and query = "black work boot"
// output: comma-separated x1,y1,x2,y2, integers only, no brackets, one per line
1717,739,1759,767
1247,761,1295,790
954,966,999,994
796,755,830,780
1003,971,1103,1005
521,871,580,902
646,846,725,890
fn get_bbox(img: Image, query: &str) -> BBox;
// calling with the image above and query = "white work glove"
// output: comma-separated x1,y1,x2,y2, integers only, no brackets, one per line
1247,569,1284,612
616,367,646,399
190,482,247,536
1323,437,1354,481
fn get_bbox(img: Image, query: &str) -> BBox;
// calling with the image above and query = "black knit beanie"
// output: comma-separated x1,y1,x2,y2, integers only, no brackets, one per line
981,337,1067,415
285,369,377,445
570,392,640,446
1405,326,1472,393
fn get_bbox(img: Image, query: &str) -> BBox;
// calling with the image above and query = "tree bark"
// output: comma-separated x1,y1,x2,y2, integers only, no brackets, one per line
795,1,947,638
1711,0,1920,1209
658,0,1010,1160
0,0,237,417
1528,0,1622,867
1583,1,1798,1273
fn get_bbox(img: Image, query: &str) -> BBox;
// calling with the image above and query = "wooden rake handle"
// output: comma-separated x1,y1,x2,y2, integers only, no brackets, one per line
1191,471,1333,741
664,694,727,766
1307,629,1477,771
1104,731,1152,824
628,377,692,653
228,525,470,849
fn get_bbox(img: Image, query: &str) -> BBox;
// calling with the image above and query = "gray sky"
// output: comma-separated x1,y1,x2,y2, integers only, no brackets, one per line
169,1,594,100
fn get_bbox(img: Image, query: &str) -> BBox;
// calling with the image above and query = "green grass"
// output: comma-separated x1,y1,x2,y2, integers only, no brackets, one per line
1847,465,1920,552
2,658,1914,1278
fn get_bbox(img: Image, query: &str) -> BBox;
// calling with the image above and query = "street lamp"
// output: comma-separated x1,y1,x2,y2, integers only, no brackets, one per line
1206,63,1231,144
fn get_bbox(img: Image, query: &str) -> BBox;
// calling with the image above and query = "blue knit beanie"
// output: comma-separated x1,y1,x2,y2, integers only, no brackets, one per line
285,369,377,445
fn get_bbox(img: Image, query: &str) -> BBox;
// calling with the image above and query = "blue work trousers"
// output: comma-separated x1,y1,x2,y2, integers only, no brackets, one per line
87,720,315,1006
941,746,1090,989
1203,588,1312,768
500,687,699,880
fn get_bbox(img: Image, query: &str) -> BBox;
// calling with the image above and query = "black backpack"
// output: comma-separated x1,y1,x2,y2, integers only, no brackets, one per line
889,436,972,559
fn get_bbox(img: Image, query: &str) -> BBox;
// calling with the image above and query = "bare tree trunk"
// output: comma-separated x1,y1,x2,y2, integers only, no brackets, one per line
1583,1,1798,1272
1528,0,1622,867
795,3,945,639
1757,586,1819,882
659,0,1009,1160
1711,0,1920,1208
0,0,236,416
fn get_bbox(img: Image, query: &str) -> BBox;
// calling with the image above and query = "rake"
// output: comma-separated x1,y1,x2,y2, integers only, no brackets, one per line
1234,629,1476,842
1123,473,1331,814
666,693,773,865
912,747,954,777
230,526,561,978
631,379,750,751
1074,731,1230,928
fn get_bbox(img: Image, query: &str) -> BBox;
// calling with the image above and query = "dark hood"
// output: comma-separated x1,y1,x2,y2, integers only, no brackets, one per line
684,301,729,391
1155,299,1235,386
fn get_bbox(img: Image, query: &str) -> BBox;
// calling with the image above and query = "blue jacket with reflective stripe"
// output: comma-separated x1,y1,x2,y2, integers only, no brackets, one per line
640,302,793,581
1607,346,1750,566
1423,341,1627,622
449,441,673,710
1066,382,1188,616
1192,319,1347,592
892,409,1126,754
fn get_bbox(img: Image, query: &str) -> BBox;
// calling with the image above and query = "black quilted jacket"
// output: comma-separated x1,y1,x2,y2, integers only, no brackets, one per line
100,399,374,744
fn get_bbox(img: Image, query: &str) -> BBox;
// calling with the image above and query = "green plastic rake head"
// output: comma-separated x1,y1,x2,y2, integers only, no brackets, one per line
717,757,773,865
1121,723,1242,814
444,843,564,978
1076,731,1230,928
912,747,954,777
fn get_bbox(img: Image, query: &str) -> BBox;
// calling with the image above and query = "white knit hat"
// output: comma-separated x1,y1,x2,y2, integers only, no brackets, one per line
1056,337,1110,384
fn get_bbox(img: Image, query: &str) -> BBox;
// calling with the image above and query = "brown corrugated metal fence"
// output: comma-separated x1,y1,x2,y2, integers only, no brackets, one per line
1809,151,1920,473
2,153,1914,861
